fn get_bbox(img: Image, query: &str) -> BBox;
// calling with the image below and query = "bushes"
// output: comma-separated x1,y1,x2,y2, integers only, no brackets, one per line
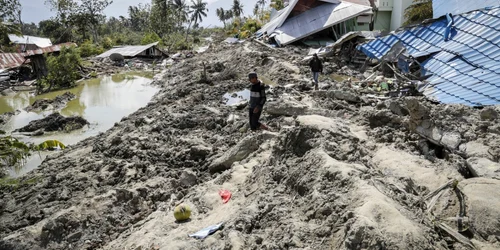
102,37,114,49
41,46,82,92
164,32,191,51
78,40,104,58
141,32,162,45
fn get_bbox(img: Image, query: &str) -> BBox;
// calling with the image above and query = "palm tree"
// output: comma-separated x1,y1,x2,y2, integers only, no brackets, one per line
257,0,266,21
232,0,244,19
224,9,234,25
216,7,227,28
185,0,208,41
253,4,259,18
172,0,190,30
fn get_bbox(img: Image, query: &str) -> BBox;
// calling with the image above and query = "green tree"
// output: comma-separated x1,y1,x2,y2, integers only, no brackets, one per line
270,0,284,11
257,0,266,21
77,0,113,42
42,46,82,92
216,7,225,27
150,0,175,38
45,0,112,43
232,0,243,19
0,0,21,36
128,3,150,32
39,19,72,43
141,32,161,45
22,22,38,36
172,0,190,31
185,0,208,41
44,0,78,41
404,0,433,25
253,4,259,18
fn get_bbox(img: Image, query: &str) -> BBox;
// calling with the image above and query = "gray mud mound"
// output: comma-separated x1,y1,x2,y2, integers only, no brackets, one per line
0,111,15,126
16,112,89,133
1,40,500,250
26,92,76,112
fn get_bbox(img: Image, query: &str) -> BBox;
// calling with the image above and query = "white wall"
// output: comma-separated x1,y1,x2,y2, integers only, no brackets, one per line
390,0,414,30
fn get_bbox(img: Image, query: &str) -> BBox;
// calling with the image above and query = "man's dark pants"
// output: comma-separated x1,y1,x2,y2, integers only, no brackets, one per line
249,108,262,131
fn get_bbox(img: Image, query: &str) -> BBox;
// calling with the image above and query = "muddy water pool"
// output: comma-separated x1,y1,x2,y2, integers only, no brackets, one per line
0,73,159,176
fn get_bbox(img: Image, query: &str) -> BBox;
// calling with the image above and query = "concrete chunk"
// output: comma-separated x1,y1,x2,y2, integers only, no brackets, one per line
466,157,500,179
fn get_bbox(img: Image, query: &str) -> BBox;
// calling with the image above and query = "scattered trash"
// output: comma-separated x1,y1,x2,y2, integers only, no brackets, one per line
188,223,224,239
196,45,210,53
219,189,232,204
224,38,244,44
174,204,192,222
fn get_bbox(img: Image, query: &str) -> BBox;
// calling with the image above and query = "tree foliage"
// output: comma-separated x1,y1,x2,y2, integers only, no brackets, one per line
270,0,284,11
0,136,30,171
232,0,243,18
128,3,150,32
185,0,208,41
404,0,433,26
42,46,82,92
0,0,21,36
0,136,66,177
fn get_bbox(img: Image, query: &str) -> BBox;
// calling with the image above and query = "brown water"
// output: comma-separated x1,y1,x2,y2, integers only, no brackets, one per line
1,73,159,177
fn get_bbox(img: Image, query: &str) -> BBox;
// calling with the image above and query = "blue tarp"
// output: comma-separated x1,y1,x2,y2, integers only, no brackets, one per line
357,6,500,107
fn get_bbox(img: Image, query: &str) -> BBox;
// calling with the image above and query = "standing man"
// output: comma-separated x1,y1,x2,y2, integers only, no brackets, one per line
248,72,268,131
309,53,323,90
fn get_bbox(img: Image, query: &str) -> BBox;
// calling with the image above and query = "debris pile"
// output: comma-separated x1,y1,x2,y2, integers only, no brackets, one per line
25,92,76,112
0,39,499,250
15,112,89,134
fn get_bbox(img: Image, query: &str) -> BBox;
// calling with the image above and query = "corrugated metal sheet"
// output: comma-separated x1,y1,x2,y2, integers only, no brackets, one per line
433,0,499,18
96,42,162,58
24,42,77,57
273,2,371,45
0,53,27,70
357,6,500,106
257,0,343,36
0,43,76,69
8,34,53,48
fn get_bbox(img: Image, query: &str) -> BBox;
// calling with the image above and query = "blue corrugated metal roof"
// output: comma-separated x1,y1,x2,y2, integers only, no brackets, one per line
357,6,500,106
433,0,500,18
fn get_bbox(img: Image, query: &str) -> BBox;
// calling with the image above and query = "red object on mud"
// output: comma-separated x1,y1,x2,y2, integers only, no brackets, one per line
219,190,232,204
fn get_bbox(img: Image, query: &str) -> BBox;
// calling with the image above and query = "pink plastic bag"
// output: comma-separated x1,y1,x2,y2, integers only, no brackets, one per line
219,190,232,204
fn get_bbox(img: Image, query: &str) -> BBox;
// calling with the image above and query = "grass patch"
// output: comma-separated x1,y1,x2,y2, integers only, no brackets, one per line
0,177,41,189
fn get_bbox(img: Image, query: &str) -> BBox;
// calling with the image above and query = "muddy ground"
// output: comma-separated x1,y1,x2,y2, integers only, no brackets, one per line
1,41,500,250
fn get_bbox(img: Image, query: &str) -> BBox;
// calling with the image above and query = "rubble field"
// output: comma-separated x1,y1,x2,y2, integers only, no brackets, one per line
1,41,499,250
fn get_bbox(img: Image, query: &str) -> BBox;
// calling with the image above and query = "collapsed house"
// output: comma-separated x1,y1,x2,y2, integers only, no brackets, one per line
0,43,77,81
257,0,420,47
96,42,167,59
358,4,500,106
7,34,53,52
257,0,373,46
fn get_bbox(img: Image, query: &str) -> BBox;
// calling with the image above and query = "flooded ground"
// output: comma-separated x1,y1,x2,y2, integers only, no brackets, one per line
1,73,159,176
223,89,250,105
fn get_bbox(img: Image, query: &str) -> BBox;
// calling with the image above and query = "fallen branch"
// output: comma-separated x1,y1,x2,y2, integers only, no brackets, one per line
437,223,476,249
423,179,456,201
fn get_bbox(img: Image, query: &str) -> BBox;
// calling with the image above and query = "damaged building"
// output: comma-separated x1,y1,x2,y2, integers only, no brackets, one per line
96,42,167,59
257,0,417,47
7,34,53,52
358,1,500,106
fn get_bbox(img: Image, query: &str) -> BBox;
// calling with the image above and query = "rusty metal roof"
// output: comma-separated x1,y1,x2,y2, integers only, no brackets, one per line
0,53,28,70
0,43,77,70
23,42,77,57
